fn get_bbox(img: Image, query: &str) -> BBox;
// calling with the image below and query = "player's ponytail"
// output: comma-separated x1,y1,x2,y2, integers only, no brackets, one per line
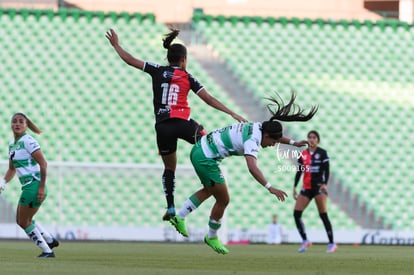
163,28,187,65
163,28,180,49
12,113,42,134
265,92,318,122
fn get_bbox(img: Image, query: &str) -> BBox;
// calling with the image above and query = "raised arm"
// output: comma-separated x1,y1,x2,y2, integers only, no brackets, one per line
244,155,287,201
197,89,247,122
105,29,145,70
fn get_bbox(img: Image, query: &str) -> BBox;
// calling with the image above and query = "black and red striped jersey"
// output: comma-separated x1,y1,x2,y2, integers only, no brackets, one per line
295,147,330,190
143,62,204,123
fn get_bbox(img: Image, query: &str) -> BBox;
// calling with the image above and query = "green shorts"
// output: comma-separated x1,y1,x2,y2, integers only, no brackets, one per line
19,180,47,208
190,143,225,186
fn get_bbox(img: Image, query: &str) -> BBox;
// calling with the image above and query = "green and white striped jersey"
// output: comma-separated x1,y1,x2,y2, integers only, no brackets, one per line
200,122,262,159
8,133,41,185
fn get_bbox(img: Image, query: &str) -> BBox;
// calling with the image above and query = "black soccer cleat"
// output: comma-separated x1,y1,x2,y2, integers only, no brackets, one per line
162,210,174,221
37,252,55,258
47,238,60,249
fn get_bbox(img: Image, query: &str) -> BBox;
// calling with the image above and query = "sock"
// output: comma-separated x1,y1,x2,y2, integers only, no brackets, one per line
24,223,52,253
34,221,53,243
162,169,175,211
178,194,201,219
208,218,221,239
319,212,334,243
294,210,308,241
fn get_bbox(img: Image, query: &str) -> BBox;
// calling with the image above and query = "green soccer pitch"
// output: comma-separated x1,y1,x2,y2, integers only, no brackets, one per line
1,240,412,275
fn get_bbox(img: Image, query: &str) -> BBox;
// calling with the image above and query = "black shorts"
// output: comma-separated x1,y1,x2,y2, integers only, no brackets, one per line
300,185,328,200
155,118,206,155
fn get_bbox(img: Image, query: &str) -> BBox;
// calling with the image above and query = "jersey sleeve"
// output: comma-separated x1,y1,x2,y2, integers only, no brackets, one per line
24,136,40,154
323,150,330,163
297,155,303,165
294,155,304,186
243,139,260,159
143,61,159,76
188,73,204,94
321,150,330,184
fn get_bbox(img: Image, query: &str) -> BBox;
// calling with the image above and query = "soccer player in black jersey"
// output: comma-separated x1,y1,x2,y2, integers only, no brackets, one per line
106,28,246,221
293,130,337,253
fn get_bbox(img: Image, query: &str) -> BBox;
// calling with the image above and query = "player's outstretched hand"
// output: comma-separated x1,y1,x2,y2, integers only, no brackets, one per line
293,187,298,200
232,113,248,123
269,187,288,202
294,140,308,147
0,179,6,194
105,29,119,47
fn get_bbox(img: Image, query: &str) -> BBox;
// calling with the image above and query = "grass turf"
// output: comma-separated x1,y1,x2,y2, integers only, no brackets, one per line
1,240,412,275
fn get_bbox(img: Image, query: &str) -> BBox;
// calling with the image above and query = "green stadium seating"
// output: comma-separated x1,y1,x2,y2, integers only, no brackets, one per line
0,8,250,230
0,8,365,232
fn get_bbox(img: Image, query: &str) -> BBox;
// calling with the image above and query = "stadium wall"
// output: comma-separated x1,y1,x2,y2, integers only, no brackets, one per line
2,223,414,245
0,0,57,9
192,0,382,21
69,0,382,22
1,0,385,22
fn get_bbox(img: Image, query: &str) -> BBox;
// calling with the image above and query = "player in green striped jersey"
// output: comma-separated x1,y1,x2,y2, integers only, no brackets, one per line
0,113,58,258
169,93,318,254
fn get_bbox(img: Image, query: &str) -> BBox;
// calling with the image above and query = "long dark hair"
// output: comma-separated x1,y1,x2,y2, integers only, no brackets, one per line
261,92,317,139
265,92,318,122
163,28,187,64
